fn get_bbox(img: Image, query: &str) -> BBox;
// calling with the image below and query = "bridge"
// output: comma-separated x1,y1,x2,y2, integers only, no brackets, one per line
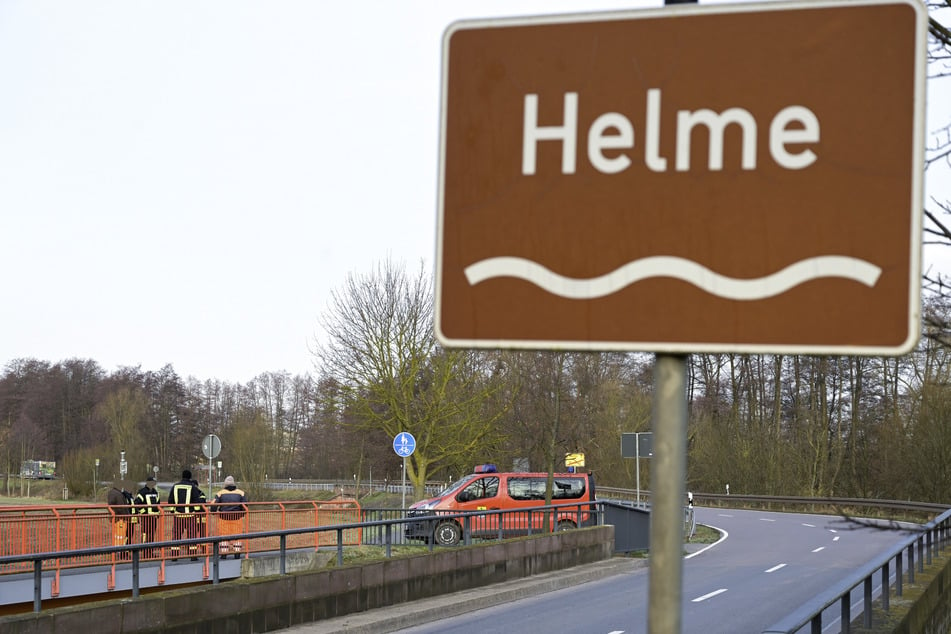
0,498,361,609
1,492,950,632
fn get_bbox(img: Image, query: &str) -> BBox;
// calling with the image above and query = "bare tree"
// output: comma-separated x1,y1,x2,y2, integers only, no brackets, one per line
96,385,148,477
225,407,273,502
313,259,509,500
920,2,951,304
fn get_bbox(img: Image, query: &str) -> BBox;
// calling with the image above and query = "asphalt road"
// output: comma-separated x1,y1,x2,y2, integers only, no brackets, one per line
290,507,914,634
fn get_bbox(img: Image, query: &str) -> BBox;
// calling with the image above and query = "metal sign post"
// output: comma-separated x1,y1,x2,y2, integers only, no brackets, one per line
392,432,416,509
621,432,652,507
636,439,641,508
202,434,221,495
649,355,688,634
637,432,653,507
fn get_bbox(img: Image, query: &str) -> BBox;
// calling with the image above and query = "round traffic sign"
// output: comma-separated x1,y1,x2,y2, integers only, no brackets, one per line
202,434,222,459
393,432,416,458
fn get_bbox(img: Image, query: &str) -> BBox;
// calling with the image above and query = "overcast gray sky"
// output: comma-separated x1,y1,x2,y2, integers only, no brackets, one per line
0,0,947,383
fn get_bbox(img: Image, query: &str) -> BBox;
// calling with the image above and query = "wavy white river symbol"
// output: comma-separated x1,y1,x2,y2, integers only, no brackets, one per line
464,256,882,301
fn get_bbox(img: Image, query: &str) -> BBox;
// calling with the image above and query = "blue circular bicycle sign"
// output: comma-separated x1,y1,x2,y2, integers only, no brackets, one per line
393,432,416,458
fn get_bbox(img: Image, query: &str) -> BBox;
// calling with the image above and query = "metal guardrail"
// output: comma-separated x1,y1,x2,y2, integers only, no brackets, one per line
0,500,605,613
602,487,951,631
263,480,444,497
5,487,948,627
598,487,950,518
762,507,951,633
692,492,950,518
0,500,361,574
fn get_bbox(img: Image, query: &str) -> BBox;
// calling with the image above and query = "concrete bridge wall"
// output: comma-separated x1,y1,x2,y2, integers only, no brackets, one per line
0,525,614,634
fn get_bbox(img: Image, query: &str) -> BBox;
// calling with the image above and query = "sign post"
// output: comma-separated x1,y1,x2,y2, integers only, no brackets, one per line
393,432,416,509
202,434,222,496
436,2,927,631
650,355,687,633
622,432,653,507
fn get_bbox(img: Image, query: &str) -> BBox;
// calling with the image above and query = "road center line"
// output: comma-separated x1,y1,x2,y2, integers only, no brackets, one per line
692,588,728,602
812,546,826,553
765,563,787,573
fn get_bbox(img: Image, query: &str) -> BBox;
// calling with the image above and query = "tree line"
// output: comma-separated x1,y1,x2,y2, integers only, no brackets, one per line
4,261,951,506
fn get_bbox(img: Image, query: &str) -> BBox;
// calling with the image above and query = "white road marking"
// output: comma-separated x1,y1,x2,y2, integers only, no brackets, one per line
759,518,777,522
693,588,728,602
833,536,841,542
802,523,816,527
812,546,825,553
685,524,729,560
765,563,787,573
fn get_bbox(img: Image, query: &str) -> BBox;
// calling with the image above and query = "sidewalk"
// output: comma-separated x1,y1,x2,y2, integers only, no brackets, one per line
284,556,647,634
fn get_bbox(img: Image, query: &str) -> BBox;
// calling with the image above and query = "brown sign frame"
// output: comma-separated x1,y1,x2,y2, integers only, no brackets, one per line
435,0,927,355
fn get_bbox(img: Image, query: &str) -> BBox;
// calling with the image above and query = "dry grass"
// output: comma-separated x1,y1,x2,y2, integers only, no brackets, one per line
0,479,81,506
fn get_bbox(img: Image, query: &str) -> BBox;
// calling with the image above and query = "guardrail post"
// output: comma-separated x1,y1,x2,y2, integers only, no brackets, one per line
839,594,850,634
280,535,287,575
33,559,42,613
132,550,140,597
896,551,903,596
927,529,933,565
426,515,435,553
337,529,344,566
384,523,392,559
908,543,916,584
211,543,219,585
464,515,471,546
863,576,873,628
881,560,889,613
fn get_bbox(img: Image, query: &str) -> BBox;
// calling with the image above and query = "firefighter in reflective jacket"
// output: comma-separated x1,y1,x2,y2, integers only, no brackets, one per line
167,469,207,561
134,476,161,557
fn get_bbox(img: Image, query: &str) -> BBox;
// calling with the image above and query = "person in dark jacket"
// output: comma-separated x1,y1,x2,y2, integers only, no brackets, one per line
167,469,206,561
133,476,161,557
212,476,248,558
107,483,135,557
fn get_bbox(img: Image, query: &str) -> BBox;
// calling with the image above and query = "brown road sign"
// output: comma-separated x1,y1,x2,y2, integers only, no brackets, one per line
435,0,927,355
